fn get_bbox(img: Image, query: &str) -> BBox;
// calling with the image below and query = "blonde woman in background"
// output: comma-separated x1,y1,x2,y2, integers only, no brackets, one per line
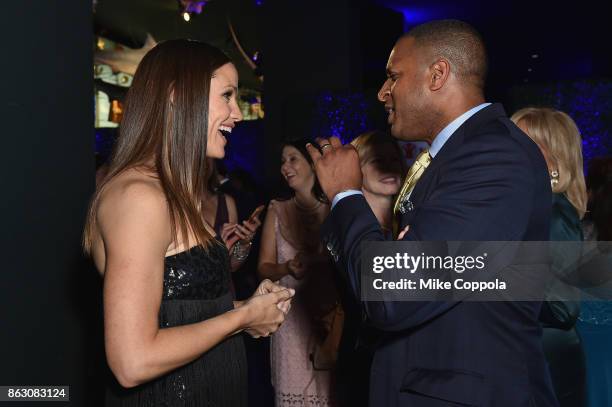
334,131,405,407
512,107,587,407
351,131,405,236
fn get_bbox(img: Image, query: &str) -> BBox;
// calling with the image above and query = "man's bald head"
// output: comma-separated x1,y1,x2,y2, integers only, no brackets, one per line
401,19,488,90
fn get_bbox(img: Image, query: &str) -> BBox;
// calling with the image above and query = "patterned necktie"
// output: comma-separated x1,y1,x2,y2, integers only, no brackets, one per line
393,149,432,216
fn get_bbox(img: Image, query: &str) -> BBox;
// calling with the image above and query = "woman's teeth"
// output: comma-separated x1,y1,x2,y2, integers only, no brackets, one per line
219,126,232,137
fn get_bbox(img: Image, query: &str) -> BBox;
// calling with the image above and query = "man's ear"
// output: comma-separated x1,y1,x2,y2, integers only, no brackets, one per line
429,58,451,91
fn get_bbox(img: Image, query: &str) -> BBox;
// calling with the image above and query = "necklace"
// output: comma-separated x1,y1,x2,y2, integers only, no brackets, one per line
293,196,322,211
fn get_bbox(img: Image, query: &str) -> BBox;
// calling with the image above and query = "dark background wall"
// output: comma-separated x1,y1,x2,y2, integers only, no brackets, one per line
262,0,359,191
0,1,99,406
262,1,404,195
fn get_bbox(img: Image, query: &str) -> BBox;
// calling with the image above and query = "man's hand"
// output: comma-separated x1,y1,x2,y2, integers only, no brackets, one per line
306,137,362,202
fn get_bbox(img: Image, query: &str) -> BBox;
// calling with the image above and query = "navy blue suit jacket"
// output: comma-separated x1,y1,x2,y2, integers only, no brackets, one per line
322,104,559,407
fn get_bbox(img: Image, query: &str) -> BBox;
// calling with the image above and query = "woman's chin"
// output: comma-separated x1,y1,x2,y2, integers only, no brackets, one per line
287,179,308,193
286,179,298,190
374,184,400,196
206,149,225,159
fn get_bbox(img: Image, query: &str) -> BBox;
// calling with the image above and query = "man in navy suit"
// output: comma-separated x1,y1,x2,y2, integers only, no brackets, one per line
306,20,558,407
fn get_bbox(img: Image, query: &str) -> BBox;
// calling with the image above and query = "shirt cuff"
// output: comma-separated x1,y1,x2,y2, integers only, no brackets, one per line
331,190,363,210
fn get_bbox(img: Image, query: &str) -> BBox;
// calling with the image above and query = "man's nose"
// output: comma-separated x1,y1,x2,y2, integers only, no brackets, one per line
378,81,390,102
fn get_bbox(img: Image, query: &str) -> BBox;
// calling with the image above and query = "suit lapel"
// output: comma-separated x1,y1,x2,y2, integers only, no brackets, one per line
399,103,507,227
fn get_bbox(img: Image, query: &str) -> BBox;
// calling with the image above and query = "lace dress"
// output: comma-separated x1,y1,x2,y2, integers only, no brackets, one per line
269,199,337,407
105,240,247,406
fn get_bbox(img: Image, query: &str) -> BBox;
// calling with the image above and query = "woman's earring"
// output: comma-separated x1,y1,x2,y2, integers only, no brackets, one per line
550,169,559,187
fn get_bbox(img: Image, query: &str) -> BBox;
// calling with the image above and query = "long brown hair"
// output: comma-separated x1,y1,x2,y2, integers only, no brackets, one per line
279,139,329,204
511,107,588,219
83,39,231,253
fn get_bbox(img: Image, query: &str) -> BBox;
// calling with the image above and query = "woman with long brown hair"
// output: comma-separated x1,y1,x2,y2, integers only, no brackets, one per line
258,139,337,407
84,40,293,406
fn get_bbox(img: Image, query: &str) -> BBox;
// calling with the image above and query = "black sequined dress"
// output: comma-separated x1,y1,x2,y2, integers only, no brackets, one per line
105,241,247,406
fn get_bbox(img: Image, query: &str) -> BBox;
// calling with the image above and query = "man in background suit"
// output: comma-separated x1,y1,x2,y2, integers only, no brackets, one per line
306,20,559,406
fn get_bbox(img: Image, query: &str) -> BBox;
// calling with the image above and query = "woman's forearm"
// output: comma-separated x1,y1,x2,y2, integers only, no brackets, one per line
107,305,250,388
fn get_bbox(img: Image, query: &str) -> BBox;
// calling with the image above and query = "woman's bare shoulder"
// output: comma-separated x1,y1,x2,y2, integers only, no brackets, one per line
268,198,288,209
99,168,164,209
90,168,171,273
96,169,170,236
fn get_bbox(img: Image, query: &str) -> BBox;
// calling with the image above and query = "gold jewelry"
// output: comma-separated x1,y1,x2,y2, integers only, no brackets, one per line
550,169,559,187
293,196,322,211
320,143,332,151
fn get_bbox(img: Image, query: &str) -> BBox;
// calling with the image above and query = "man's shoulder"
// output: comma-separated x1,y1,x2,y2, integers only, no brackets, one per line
463,114,543,162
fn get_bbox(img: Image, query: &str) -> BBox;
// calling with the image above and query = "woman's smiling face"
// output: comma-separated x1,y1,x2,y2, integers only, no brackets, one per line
206,63,243,158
